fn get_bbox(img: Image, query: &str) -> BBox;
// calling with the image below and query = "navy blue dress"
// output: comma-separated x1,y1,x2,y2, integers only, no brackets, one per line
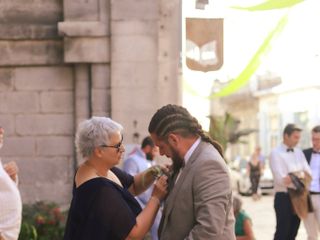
63,167,142,240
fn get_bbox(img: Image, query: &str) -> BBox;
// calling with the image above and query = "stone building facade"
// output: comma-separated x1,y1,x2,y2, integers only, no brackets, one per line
0,0,181,205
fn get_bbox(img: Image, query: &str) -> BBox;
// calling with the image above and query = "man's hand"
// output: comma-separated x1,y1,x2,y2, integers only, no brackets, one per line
4,161,19,182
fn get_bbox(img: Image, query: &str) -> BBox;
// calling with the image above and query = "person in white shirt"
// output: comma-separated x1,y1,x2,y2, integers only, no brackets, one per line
270,123,311,240
303,125,320,240
0,127,22,240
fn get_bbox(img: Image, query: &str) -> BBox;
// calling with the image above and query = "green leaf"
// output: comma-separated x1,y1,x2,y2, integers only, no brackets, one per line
231,0,304,11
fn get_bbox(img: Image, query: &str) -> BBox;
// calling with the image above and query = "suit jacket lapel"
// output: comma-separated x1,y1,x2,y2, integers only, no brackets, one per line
304,148,312,164
160,142,205,232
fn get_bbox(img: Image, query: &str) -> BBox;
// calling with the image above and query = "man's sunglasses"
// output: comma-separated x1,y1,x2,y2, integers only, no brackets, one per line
100,135,123,152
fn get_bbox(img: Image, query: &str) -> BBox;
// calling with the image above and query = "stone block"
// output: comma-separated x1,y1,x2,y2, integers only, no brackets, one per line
111,61,157,87
74,65,90,121
16,114,73,135
91,89,108,116
0,68,14,91
112,106,155,144
16,156,72,184
112,0,159,20
36,137,74,156
0,92,39,113
0,115,15,136
112,86,158,112
112,35,157,62
112,20,158,36
14,156,73,204
158,35,179,63
92,64,110,88
64,37,110,63
157,61,180,92
20,182,73,205
13,157,72,184
99,0,110,24
0,40,63,66
40,91,73,113
15,66,73,91
0,0,62,24
0,137,36,157
63,0,99,21
58,21,108,37
0,24,59,40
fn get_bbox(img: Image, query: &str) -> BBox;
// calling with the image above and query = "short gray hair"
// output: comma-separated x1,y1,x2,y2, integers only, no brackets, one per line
76,116,123,158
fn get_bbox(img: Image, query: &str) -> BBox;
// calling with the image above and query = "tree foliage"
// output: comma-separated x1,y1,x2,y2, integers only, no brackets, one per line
208,113,257,152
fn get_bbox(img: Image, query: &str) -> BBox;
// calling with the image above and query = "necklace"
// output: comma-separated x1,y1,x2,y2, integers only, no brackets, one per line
84,161,107,177
84,161,123,187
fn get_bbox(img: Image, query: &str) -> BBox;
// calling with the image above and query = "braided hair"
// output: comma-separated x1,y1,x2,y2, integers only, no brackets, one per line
148,104,224,158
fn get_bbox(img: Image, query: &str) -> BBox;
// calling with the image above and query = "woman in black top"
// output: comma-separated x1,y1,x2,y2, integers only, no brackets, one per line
63,117,168,240
247,153,262,201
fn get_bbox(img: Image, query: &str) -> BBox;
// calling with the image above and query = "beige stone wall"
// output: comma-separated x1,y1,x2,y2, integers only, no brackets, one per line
0,66,74,204
0,1,75,204
111,0,181,144
0,0,181,205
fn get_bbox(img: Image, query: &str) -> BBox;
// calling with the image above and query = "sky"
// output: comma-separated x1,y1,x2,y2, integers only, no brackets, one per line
182,0,320,129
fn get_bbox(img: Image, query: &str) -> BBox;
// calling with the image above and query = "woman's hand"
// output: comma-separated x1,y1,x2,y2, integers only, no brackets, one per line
151,175,168,201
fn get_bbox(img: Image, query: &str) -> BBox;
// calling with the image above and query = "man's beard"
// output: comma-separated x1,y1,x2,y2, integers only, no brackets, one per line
170,145,184,174
146,152,153,161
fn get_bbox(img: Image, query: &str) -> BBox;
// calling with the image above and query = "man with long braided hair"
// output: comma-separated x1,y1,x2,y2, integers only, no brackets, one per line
148,104,235,240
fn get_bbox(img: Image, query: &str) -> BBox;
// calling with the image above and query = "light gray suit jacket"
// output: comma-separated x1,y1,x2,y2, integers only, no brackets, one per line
158,141,235,240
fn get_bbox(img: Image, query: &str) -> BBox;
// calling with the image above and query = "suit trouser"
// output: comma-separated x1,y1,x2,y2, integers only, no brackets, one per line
303,194,320,240
274,192,301,240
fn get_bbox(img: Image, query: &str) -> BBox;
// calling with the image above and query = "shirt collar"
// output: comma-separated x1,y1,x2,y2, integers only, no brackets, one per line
281,143,295,152
184,137,201,165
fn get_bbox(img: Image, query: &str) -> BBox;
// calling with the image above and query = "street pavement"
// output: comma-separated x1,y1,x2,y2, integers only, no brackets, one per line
242,194,308,240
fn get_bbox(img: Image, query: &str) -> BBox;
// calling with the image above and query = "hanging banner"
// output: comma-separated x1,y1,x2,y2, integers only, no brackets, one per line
186,18,223,72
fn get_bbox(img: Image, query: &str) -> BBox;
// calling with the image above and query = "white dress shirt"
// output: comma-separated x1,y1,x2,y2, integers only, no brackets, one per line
175,137,201,183
309,152,320,192
0,159,22,240
269,143,311,192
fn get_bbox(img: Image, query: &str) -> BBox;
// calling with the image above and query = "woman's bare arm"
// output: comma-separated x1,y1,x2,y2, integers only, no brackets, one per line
236,219,255,240
126,175,167,240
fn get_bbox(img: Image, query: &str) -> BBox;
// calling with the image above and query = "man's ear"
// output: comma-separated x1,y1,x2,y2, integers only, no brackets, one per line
167,133,179,146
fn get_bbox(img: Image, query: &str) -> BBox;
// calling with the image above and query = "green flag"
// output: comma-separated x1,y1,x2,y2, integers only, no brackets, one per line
231,0,304,11
212,14,288,98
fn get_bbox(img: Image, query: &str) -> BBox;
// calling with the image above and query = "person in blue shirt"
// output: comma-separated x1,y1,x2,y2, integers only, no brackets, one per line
123,136,161,240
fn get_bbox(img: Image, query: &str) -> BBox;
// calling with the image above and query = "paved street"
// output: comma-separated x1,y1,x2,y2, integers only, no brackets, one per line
242,194,307,240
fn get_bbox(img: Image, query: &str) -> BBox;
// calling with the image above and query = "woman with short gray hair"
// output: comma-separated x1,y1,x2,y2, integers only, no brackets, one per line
64,116,168,240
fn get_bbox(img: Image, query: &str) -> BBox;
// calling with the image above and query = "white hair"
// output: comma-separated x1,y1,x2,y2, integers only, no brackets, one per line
75,116,123,158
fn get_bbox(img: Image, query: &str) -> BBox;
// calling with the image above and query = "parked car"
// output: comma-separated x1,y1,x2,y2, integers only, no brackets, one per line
229,157,274,196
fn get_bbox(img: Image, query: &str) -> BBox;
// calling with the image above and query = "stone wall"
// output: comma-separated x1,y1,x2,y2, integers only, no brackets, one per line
0,1,75,204
111,0,181,144
0,0,181,205
0,67,74,204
